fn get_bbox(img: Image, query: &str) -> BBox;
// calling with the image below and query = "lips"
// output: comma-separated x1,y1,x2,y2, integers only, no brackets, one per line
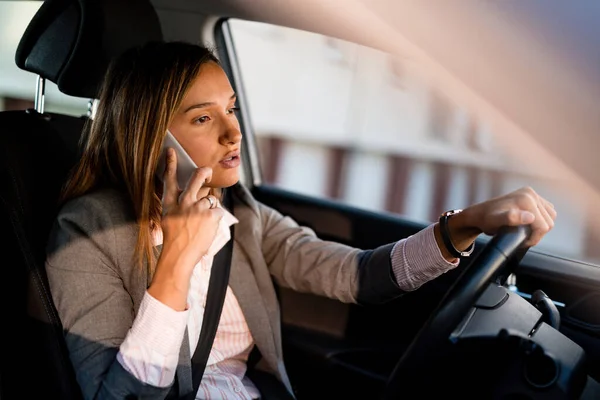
219,149,241,168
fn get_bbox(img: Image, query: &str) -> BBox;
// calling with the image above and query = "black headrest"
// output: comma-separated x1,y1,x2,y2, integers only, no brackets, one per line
15,0,163,99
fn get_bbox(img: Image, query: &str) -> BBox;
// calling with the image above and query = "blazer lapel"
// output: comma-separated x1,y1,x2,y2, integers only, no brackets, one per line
229,238,280,370
229,191,295,396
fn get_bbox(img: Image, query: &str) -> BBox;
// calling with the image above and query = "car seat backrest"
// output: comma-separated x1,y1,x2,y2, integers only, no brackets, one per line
0,1,163,399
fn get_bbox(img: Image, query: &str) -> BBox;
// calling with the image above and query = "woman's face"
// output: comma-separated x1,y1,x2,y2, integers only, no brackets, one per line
168,61,242,189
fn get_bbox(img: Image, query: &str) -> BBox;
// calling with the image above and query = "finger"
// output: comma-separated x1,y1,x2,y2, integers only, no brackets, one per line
530,190,556,222
521,191,553,247
543,198,557,220
180,167,213,206
478,208,529,236
196,194,219,210
162,148,179,208
499,208,536,227
524,201,553,248
525,206,550,247
537,201,555,231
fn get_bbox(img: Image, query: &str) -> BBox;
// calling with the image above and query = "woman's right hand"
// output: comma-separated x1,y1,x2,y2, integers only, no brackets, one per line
160,147,223,266
148,148,223,310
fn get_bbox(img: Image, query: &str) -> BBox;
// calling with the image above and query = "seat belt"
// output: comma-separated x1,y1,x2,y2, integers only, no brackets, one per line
185,188,235,399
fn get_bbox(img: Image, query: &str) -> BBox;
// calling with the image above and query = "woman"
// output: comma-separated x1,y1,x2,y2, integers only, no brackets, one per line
45,41,556,400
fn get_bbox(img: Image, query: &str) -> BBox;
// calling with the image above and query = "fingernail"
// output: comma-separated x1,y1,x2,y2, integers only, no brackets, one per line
168,148,175,158
520,211,535,224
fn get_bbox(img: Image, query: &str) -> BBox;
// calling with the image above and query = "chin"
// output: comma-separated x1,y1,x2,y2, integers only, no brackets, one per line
208,171,240,189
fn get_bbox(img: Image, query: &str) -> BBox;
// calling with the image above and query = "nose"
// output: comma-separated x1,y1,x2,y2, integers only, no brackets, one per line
220,117,242,146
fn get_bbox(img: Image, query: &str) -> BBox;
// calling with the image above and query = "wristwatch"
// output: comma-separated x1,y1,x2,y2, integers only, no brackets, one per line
439,209,475,258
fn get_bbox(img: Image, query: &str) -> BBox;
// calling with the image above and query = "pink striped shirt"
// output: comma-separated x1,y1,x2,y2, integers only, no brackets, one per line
117,209,458,399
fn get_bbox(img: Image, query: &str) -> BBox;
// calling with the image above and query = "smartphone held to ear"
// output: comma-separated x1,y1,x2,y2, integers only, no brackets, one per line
156,130,198,189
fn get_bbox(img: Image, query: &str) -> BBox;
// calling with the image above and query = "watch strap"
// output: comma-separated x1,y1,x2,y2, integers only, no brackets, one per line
439,210,475,258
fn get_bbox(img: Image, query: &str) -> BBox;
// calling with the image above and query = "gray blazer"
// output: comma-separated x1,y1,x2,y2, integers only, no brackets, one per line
45,183,403,399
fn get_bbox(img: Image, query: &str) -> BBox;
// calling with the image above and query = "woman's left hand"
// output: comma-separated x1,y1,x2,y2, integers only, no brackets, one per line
443,186,557,257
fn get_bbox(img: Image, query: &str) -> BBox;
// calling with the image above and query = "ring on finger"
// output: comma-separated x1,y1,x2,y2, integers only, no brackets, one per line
202,195,216,209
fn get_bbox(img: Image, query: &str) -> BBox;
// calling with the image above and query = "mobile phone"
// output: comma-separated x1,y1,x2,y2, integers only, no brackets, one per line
156,130,198,189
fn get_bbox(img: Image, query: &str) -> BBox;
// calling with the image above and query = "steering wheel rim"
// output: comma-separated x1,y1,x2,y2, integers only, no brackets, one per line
382,224,532,400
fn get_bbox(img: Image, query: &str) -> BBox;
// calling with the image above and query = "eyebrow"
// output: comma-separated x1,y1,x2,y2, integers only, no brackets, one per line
183,93,237,113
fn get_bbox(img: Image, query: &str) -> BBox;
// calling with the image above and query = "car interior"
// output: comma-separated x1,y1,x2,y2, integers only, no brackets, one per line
1,0,600,399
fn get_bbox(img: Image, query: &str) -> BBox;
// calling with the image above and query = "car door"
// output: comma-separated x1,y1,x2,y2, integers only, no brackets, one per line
207,17,600,400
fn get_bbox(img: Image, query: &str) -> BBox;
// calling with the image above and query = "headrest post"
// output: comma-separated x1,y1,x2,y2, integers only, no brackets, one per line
88,99,99,119
34,75,45,114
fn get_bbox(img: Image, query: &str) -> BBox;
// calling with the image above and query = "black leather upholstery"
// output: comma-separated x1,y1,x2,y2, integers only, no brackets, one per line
0,110,86,400
0,1,163,398
16,0,163,99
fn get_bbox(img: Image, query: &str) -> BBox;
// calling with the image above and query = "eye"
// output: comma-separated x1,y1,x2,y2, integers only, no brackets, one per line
227,107,240,115
194,115,210,124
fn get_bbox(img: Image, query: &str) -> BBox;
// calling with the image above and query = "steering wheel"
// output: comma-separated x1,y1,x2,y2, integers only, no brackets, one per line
382,225,532,400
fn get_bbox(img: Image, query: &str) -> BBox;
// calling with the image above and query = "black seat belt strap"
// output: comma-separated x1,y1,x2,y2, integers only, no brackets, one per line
185,189,235,399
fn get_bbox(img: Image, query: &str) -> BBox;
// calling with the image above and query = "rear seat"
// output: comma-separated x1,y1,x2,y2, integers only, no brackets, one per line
0,0,162,398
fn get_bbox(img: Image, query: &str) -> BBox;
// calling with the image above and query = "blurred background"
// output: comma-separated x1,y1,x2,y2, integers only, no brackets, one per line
1,1,597,264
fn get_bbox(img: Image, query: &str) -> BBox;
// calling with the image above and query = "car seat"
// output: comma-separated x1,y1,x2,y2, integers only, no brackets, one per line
0,0,163,398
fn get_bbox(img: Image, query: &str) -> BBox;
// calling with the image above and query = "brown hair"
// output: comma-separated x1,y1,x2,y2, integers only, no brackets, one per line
60,41,220,271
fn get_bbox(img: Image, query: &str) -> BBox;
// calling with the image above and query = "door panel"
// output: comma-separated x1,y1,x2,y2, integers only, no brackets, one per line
251,184,600,397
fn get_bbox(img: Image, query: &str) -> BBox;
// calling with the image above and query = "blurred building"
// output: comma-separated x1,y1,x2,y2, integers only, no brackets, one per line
0,3,594,263
229,19,593,262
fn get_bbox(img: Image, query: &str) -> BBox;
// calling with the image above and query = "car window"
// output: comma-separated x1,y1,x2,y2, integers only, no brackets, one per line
0,1,89,116
226,18,599,265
